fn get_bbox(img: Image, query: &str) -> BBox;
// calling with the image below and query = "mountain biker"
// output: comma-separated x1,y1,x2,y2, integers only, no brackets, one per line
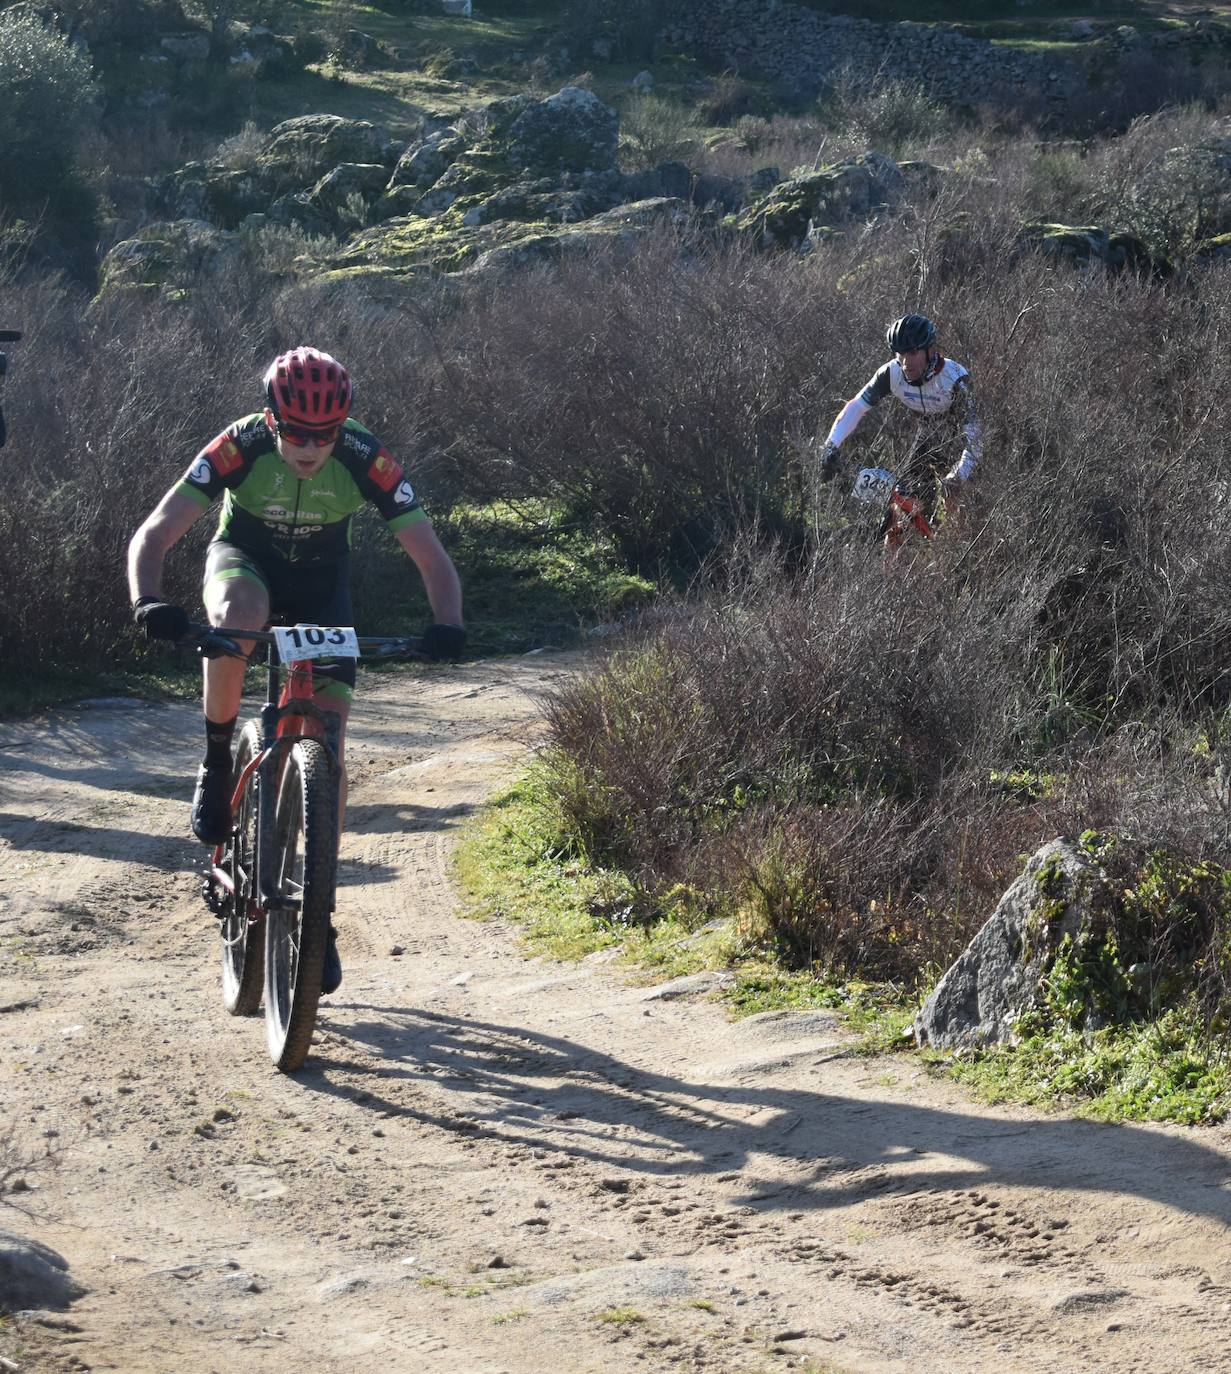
816,314,982,526
126,346,465,993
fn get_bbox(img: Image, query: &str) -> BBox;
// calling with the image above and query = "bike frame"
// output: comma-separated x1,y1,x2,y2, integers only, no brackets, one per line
881,486,934,551
209,640,342,918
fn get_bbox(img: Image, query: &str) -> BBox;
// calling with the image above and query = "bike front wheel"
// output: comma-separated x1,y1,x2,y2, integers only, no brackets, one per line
220,720,264,1016
264,738,337,1072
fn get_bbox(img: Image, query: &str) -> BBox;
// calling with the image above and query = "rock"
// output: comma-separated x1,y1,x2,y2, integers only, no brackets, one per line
507,86,619,175
1018,222,1160,275
160,32,210,63
94,219,239,304
229,46,262,78
267,192,335,238
914,839,1104,1049
744,165,782,196
263,114,386,180
309,163,389,222
369,186,424,222
639,971,736,1001
237,25,294,76
387,129,469,191
316,1273,371,1298
332,28,381,68
737,152,903,247
631,69,654,92
0,1230,87,1311
1053,1288,1131,1313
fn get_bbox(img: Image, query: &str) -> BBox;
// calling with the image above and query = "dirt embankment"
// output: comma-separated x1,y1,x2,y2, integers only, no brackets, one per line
2,654,1231,1374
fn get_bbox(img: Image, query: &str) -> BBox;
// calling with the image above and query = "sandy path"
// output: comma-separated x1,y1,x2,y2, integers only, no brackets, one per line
2,653,1230,1374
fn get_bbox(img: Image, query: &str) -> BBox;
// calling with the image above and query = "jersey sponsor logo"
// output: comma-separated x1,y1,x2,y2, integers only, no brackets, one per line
342,429,367,455
205,434,243,475
262,505,291,520
394,479,416,507
367,448,402,492
187,457,213,486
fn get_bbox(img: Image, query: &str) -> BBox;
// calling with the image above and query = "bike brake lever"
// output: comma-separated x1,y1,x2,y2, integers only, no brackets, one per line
196,632,246,660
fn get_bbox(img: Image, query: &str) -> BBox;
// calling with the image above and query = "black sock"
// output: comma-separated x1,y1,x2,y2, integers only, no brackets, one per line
204,714,237,767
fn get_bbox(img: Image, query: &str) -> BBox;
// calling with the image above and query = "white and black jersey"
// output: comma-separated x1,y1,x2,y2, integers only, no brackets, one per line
825,355,983,484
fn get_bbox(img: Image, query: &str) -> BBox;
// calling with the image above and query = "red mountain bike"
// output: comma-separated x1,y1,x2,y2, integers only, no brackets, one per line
851,466,935,552
188,622,422,1072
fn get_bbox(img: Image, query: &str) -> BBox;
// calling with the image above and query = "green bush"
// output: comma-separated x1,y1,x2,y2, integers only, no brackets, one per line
0,8,98,203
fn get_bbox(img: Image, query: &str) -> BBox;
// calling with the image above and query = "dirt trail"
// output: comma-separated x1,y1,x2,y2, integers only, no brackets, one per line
2,653,1231,1374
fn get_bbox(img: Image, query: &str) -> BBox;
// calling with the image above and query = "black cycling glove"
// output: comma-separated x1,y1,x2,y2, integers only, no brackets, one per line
818,440,840,483
133,597,190,642
422,623,466,662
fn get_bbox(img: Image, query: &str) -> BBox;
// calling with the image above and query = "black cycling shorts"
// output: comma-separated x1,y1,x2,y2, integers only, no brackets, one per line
203,541,357,697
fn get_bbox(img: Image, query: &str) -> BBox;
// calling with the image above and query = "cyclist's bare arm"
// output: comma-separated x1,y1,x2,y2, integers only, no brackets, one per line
395,519,463,626
127,487,208,603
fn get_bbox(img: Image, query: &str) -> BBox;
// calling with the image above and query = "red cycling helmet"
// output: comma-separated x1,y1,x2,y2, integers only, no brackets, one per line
263,347,352,430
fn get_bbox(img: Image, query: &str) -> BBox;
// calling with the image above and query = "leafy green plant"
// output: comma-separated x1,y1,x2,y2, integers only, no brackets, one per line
0,8,98,203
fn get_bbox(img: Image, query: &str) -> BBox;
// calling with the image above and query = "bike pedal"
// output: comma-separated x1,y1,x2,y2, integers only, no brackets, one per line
201,876,226,915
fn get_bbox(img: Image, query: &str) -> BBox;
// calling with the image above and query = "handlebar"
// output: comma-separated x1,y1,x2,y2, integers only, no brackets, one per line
180,622,426,662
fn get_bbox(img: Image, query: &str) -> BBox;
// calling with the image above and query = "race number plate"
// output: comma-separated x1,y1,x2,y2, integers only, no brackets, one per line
852,467,896,506
273,624,361,661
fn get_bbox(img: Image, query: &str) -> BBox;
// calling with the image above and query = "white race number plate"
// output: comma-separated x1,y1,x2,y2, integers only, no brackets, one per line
852,467,896,506
273,625,361,661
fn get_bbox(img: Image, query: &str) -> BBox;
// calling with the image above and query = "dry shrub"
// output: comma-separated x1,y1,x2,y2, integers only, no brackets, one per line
423,224,827,574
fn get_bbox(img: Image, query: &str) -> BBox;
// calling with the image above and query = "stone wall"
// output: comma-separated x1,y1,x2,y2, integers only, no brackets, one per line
660,0,1084,109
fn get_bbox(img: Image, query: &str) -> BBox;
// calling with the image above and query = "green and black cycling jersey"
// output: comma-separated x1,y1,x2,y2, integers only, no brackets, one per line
176,413,428,566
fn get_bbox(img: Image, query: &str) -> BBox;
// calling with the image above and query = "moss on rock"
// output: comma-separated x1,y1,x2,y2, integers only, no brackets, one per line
736,153,904,248
94,219,238,305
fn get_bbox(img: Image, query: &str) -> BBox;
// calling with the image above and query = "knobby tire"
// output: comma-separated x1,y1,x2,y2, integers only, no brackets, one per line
220,721,264,1016
264,738,336,1072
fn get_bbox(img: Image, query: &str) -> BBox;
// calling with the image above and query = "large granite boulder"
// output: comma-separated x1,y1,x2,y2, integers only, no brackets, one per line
320,196,688,288
1018,222,1161,274
737,152,904,247
262,114,387,180
915,839,1104,1050
387,129,470,191
308,162,390,224
506,86,619,175
95,219,239,303
156,114,397,228
157,163,270,225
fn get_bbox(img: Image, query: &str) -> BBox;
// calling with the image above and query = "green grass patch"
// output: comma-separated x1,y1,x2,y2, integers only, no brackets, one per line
942,1003,1231,1124
351,499,655,656
595,1306,645,1326
440,501,657,653
455,764,919,1043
